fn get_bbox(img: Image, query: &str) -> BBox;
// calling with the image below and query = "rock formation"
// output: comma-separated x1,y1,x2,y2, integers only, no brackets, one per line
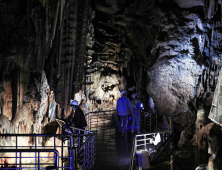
1,0,222,168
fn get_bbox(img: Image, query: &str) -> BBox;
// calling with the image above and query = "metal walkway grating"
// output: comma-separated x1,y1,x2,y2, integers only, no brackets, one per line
94,126,134,170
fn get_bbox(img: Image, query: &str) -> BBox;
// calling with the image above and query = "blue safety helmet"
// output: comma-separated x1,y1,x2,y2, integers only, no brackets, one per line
70,100,78,106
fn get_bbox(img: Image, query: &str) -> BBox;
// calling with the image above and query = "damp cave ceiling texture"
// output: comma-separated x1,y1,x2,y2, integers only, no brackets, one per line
1,0,222,128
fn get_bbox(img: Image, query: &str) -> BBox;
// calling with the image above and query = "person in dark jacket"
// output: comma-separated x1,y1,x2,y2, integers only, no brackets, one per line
70,100,87,129
70,100,87,146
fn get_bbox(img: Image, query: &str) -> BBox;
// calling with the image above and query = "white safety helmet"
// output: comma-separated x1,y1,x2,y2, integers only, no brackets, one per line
132,93,137,99
121,90,126,95
70,100,78,106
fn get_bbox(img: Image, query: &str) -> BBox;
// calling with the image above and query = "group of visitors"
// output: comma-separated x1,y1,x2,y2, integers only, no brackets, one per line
117,89,142,136
68,89,142,138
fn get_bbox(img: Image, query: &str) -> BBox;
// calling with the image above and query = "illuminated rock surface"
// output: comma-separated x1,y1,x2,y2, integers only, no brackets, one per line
1,0,222,168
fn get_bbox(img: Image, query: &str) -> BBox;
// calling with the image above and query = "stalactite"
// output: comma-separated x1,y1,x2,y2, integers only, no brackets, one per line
79,0,89,84
57,18,63,78
25,0,30,66
51,1,60,48
56,0,65,78
45,0,49,42
60,0,65,29
74,0,90,91
203,0,219,19
41,0,62,73
69,1,78,102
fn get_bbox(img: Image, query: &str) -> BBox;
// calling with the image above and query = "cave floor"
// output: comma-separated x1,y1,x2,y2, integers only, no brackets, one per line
93,126,134,170
92,126,210,170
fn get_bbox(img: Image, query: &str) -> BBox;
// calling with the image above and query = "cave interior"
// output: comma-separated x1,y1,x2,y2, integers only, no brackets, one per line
1,0,222,169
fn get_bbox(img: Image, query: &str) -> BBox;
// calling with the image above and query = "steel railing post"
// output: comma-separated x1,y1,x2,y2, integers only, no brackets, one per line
35,136,37,170
38,152,40,170
83,143,86,169
156,115,157,128
163,133,165,143
163,116,164,129
69,137,72,170
19,151,21,170
90,113,91,131
62,135,64,170
97,112,98,130
56,151,59,168
150,114,152,132
54,136,56,168
75,147,78,170
16,136,17,169
103,112,105,128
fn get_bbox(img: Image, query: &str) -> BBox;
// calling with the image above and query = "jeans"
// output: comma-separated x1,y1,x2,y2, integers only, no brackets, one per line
118,115,128,134
131,114,140,131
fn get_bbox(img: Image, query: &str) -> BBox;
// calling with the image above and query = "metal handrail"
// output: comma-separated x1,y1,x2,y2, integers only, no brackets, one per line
84,110,118,131
0,149,59,169
69,127,95,170
150,132,174,164
0,130,95,170
129,130,173,170
129,136,137,170
85,110,117,114
0,134,73,170
0,109,118,170
141,111,172,132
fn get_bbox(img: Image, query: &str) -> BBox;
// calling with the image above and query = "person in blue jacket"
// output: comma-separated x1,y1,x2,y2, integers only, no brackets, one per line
131,93,141,134
117,90,132,136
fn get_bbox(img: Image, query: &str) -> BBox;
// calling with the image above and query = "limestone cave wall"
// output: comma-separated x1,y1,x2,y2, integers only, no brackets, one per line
1,0,222,159
91,0,222,150
0,0,95,136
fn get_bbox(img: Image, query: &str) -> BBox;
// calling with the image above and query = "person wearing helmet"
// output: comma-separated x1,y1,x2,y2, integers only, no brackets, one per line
70,100,87,164
131,93,141,134
70,100,87,130
117,90,132,136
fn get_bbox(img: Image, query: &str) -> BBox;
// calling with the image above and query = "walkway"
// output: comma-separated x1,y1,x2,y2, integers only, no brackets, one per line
93,126,135,170
92,126,196,170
